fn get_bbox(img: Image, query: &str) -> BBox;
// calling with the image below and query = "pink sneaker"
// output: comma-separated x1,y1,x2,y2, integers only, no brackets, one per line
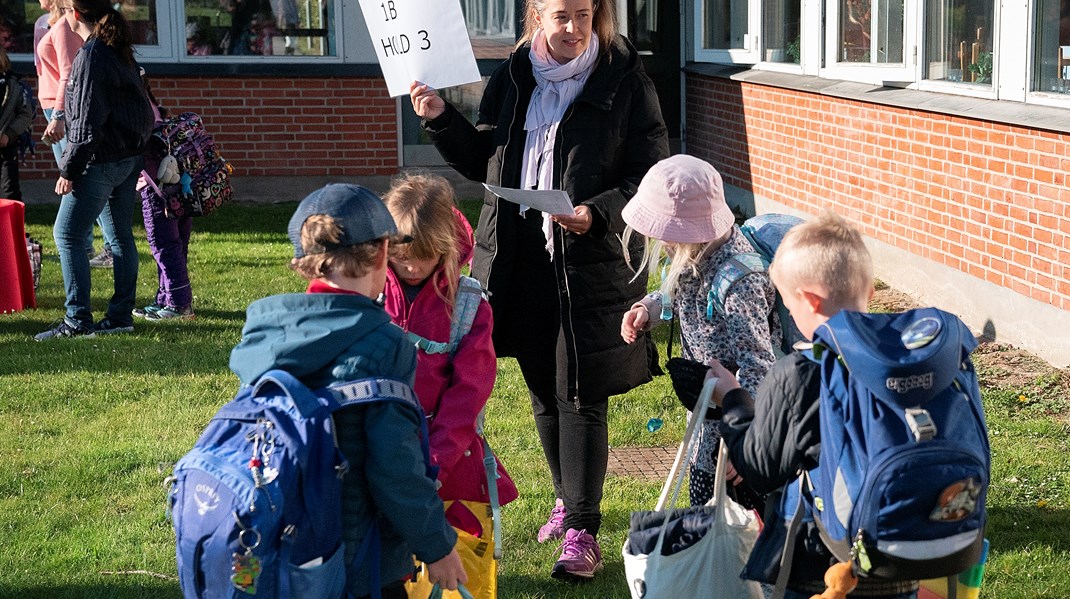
537,499,567,543
551,528,603,581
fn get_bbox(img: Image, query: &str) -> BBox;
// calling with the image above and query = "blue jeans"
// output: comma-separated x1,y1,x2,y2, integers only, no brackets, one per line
53,154,143,328
44,107,111,255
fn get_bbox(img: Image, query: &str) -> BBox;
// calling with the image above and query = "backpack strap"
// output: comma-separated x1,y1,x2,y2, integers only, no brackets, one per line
707,252,768,319
328,377,436,480
405,275,484,356
253,369,327,419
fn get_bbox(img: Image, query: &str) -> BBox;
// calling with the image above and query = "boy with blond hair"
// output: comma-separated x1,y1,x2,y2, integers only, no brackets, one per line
228,184,466,599
707,211,919,598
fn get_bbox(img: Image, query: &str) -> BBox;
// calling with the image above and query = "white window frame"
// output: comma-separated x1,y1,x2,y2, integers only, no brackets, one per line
819,0,918,84
692,0,763,63
133,0,357,64
913,0,1001,100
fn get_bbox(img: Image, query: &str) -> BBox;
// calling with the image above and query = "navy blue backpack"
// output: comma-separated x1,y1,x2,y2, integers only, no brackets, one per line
777,308,989,593
168,370,431,598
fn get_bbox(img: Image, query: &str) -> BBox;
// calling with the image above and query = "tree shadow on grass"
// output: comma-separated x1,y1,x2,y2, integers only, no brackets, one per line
0,581,181,599
986,505,1070,553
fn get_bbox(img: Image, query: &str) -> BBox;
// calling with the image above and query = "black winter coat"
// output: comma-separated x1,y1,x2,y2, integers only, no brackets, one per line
423,36,669,401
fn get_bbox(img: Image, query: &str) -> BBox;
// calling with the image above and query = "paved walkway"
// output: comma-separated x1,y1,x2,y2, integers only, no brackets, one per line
607,446,677,481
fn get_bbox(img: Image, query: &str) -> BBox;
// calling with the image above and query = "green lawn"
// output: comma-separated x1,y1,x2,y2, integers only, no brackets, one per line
1,201,1067,598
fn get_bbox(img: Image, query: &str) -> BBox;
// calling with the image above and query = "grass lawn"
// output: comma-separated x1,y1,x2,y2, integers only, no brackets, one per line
1,200,1068,598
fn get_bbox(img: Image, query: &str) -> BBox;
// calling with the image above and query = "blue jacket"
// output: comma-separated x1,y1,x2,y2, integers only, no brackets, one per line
59,37,153,179
230,292,457,597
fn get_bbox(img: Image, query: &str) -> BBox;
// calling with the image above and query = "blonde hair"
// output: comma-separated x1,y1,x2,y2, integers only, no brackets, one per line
769,211,874,310
517,0,617,57
622,227,715,304
289,215,384,280
382,173,461,308
48,1,68,26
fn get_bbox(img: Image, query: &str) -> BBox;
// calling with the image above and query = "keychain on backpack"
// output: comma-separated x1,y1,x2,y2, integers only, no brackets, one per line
230,518,262,594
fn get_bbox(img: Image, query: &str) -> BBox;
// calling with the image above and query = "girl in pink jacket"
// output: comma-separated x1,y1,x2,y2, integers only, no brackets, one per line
382,173,517,598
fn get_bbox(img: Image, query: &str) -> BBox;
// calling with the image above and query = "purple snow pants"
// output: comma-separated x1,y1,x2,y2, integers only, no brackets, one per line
141,193,193,309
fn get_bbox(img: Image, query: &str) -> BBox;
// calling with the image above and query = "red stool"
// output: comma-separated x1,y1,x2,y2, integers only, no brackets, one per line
0,199,37,313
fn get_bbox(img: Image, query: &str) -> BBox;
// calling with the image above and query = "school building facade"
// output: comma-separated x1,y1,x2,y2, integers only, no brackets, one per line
6,0,1068,365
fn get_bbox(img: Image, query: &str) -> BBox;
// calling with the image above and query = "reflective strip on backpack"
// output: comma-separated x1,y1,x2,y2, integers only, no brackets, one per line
878,529,981,560
330,378,419,413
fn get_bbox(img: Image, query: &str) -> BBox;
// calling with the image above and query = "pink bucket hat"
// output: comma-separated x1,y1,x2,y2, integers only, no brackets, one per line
622,154,735,244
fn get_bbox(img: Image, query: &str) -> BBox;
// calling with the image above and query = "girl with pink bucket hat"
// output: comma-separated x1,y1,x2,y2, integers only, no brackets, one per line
620,154,781,508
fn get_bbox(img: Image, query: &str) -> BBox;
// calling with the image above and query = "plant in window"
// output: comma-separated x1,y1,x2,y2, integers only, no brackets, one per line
787,36,801,63
968,51,993,84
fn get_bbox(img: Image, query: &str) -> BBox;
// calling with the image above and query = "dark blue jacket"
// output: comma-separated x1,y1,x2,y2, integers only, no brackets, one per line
59,37,153,179
230,292,457,597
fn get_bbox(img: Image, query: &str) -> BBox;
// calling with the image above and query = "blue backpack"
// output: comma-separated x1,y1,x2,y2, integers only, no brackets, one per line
778,308,989,590
708,213,805,355
168,370,431,599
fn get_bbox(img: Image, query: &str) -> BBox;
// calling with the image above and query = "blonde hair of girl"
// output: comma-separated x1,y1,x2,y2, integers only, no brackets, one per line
622,228,716,306
383,173,461,310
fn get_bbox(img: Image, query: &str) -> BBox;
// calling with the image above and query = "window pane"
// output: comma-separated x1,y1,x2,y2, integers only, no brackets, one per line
1034,0,1070,92
2,1,38,55
704,0,748,49
925,0,994,84
763,0,801,62
116,1,160,46
874,0,903,63
463,0,514,60
839,0,902,63
840,0,871,61
186,0,335,56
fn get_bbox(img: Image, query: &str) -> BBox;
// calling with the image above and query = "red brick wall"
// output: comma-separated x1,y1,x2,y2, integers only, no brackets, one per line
22,76,399,179
686,74,1070,311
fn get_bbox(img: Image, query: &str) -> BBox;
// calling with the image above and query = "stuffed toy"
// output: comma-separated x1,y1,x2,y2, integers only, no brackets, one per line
810,562,858,599
157,154,180,184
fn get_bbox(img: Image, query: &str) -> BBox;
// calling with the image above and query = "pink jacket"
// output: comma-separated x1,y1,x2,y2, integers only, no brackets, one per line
383,209,518,507
36,18,83,112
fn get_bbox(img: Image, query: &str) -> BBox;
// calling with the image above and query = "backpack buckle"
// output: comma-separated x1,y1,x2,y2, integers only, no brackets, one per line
905,408,937,442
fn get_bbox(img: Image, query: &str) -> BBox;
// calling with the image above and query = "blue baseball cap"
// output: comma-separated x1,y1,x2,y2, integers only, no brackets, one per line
288,184,398,259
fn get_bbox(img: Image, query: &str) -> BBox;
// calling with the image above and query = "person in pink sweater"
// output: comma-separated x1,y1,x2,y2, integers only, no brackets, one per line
36,0,107,261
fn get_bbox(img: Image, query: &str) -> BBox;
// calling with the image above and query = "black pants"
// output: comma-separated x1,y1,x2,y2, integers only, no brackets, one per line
506,209,608,537
356,580,406,599
0,143,22,201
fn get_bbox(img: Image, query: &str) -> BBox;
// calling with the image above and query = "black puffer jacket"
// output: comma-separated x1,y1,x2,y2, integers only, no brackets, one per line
423,36,669,401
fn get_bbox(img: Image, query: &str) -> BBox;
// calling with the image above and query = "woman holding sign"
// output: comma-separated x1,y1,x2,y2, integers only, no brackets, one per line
410,0,668,582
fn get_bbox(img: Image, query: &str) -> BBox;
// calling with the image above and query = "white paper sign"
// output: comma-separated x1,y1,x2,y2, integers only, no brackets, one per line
483,184,575,216
357,0,482,97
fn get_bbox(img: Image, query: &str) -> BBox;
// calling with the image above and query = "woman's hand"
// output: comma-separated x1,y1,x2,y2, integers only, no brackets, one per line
707,359,741,407
552,205,592,235
621,305,649,343
410,81,445,120
55,176,74,196
44,118,65,143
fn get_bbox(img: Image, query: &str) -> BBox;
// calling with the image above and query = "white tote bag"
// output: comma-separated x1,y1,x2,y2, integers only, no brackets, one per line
622,378,764,599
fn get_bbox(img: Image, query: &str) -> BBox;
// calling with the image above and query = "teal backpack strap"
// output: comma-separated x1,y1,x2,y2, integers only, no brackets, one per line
405,275,484,355
479,410,504,560
449,275,484,354
707,252,769,319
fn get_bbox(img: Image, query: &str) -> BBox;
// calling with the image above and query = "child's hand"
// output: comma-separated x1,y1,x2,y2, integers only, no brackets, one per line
621,305,649,343
707,359,741,406
426,548,468,591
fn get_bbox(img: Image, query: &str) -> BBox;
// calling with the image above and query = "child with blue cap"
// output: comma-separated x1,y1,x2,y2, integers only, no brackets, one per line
229,183,467,598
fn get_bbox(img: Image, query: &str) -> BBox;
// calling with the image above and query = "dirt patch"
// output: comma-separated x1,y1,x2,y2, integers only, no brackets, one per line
868,283,1070,416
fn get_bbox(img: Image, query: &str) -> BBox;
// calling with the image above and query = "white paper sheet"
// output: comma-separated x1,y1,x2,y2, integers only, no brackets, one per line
483,184,575,216
357,0,482,97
